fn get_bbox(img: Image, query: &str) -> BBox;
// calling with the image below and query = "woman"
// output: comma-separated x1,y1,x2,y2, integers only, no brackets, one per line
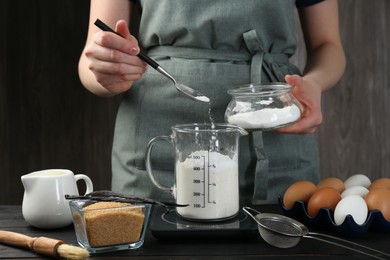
78,0,345,204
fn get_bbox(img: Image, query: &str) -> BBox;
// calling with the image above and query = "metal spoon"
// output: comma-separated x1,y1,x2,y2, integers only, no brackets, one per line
94,19,210,103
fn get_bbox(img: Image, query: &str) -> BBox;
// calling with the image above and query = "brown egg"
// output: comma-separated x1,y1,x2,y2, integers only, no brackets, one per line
307,187,341,217
368,178,390,191
283,180,317,209
317,177,345,193
364,188,390,221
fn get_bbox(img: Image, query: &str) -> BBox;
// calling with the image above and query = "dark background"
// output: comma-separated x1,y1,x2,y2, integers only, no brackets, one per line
1,0,389,204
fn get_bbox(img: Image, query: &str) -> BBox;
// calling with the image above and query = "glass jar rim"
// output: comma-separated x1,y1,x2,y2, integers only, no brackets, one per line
227,82,293,96
172,123,247,135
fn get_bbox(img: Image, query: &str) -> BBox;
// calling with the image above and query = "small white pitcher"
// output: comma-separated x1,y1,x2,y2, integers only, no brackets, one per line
21,169,93,229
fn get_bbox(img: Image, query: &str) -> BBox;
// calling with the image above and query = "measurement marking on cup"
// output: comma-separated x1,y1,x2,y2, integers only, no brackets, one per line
207,151,217,204
191,155,206,208
202,155,206,208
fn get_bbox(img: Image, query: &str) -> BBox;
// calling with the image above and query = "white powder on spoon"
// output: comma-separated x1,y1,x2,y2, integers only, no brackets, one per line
227,104,301,129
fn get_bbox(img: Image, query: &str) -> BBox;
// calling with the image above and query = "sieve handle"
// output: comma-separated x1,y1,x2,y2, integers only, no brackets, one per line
242,207,262,226
306,234,389,260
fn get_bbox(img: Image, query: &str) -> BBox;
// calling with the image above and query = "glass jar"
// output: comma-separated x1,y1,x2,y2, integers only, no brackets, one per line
69,200,151,253
224,83,301,130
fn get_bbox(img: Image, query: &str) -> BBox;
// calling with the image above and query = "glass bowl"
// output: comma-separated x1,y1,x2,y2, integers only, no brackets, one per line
224,83,301,130
69,200,151,253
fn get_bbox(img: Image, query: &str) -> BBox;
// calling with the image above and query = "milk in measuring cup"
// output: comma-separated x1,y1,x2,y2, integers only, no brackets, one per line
175,150,239,220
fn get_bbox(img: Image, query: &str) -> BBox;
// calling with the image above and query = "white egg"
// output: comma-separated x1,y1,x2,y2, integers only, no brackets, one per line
341,186,369,198
344,174,371,189
334,195,368,225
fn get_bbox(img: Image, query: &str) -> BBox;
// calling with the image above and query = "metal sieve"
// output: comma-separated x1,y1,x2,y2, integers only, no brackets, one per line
243,207,390,260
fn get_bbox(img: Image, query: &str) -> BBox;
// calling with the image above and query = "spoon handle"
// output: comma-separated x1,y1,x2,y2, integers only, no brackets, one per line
94,19,159,69
137,51,159,70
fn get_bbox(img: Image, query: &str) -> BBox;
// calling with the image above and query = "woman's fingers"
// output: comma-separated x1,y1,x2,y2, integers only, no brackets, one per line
88,57,145,76
85,43,145,67
275,74,323,134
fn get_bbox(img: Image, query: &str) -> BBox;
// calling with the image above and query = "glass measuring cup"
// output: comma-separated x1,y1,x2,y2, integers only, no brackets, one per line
145,123,248,221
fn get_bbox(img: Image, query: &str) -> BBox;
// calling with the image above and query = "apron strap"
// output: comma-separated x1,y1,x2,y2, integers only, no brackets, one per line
251,131,269,200
242,29,274,202
146,46,289,66
243,30,263,84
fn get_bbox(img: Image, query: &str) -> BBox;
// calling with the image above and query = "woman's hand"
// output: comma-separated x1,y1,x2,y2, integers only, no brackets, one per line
82,20,147,96
275,74,323,134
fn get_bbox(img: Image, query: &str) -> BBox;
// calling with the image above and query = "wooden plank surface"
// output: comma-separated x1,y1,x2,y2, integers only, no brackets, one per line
0,0,389,205
317,0,390,181
1,205,389,259
0,0,119,205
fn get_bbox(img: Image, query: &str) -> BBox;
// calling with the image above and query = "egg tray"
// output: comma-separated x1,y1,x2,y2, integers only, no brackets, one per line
278,196,390,237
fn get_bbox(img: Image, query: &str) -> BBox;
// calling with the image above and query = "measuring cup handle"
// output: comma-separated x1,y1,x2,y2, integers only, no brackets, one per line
145,135,173,192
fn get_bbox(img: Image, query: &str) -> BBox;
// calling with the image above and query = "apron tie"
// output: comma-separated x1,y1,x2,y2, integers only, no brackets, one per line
243,30,263,84
243,29,287,84
242,29,279,202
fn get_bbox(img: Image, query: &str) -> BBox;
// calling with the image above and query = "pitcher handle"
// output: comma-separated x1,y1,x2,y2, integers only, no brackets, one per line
145,135,173,192
74,174,94,195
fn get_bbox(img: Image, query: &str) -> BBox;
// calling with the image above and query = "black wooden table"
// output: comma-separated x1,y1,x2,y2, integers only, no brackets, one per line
1,205,389,259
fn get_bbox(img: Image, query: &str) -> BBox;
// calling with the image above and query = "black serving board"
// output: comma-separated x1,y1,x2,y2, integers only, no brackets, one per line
150,205,258,240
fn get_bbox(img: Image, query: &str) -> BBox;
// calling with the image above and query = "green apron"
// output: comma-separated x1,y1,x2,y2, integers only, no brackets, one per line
112,0,320,204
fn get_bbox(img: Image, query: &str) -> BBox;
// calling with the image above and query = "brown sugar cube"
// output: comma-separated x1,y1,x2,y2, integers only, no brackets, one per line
83,202,145,247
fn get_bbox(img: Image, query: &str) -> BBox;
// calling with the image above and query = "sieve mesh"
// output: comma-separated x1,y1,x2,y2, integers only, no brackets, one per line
257,226,301,248
255,216,303,248
259,217,303,236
